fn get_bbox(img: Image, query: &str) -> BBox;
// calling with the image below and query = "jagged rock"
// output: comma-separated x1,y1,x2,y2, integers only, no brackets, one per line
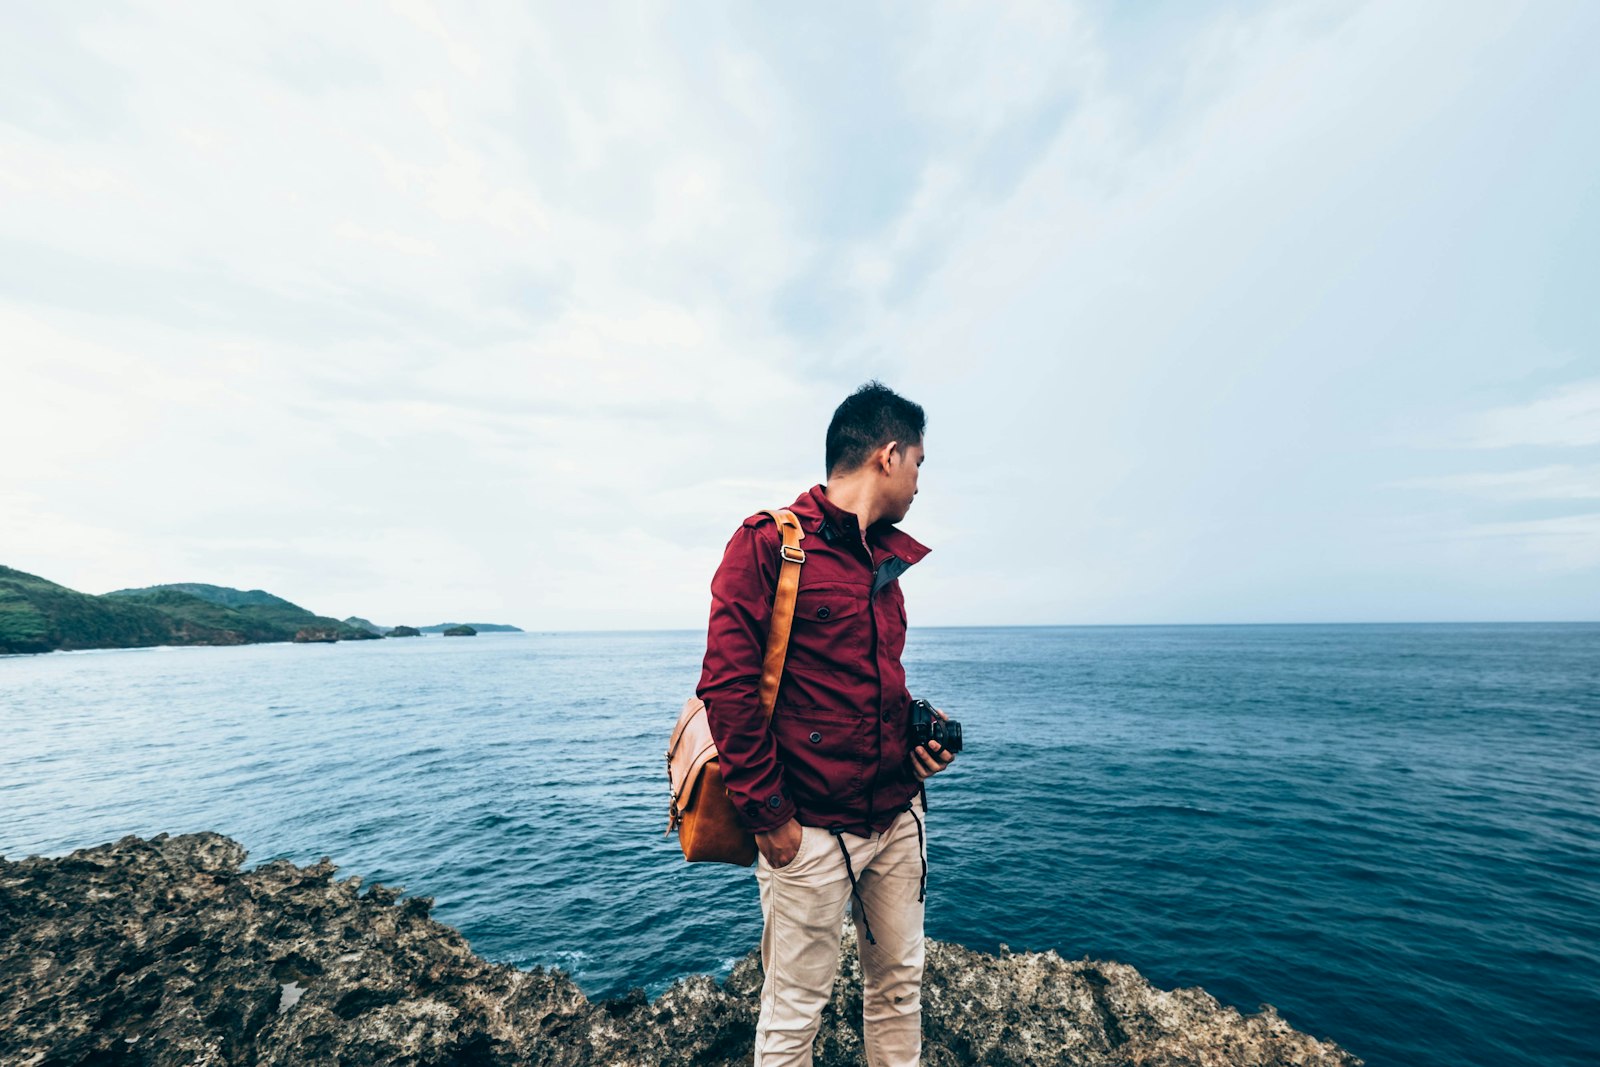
0,835,1362,1066
292,627,341,643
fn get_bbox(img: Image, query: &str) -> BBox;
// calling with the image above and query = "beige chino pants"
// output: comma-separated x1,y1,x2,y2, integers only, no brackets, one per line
753,796,928,1067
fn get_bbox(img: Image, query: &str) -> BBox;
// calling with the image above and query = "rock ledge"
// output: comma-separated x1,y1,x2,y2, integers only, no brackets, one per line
0,833,1362,1065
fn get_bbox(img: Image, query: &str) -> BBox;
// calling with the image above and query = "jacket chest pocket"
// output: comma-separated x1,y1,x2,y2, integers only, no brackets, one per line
787,585,868,671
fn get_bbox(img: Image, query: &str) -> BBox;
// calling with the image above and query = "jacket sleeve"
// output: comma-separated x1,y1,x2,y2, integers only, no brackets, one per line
695,519,797,833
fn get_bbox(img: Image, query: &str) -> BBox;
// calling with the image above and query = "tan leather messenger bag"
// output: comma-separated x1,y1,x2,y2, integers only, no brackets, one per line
666,508,805,865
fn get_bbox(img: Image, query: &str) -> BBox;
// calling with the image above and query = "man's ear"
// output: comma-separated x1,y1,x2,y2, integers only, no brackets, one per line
878,441,900,475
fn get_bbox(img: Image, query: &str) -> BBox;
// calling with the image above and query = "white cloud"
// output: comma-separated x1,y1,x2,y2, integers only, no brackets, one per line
1398,465,1600,502
3,0,1598,625
1466,379,1600,450
1452,514,1600,572
0,1,840,626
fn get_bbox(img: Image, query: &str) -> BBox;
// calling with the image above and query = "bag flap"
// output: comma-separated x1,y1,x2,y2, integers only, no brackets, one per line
669,695,703,757
668,697,720,806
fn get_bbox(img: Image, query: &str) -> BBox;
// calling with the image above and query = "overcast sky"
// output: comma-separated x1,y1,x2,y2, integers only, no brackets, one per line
3,1,1597,629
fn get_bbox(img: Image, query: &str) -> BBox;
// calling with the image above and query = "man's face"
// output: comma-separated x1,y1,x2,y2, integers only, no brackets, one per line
884,440,924,522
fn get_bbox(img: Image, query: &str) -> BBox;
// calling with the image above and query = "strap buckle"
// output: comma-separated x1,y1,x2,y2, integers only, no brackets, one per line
780,544,806,564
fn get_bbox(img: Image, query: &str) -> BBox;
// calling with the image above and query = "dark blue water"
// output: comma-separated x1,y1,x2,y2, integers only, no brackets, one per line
2,625,1596,1067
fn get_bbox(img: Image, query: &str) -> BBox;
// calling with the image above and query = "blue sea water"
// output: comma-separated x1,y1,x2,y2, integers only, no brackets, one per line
2,624,1597,1067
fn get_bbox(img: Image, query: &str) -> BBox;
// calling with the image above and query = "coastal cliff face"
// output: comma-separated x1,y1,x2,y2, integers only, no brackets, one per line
0,834,1362,1066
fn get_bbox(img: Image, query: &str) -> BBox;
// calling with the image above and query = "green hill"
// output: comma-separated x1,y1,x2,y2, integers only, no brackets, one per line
107,582,378,644
1,568,379,654
105,582,300,611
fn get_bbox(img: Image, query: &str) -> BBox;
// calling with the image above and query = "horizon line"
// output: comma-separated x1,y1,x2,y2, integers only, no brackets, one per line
510,619,1600,634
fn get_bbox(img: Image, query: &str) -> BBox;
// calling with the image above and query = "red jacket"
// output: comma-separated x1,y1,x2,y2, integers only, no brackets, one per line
697,484,931,836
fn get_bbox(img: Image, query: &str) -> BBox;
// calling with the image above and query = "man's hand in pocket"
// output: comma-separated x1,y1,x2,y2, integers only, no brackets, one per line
755,818,804,868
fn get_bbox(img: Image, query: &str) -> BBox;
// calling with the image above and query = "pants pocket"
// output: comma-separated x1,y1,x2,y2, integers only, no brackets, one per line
767,824,813,873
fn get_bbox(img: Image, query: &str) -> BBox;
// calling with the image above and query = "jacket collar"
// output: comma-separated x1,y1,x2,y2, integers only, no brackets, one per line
790,484,931,565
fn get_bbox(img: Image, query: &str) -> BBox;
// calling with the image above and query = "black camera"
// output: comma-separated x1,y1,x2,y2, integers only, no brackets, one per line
909,698,963,755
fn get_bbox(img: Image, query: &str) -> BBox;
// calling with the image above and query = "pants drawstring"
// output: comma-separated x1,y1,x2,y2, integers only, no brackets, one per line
908,806,927,903
830,830,876,945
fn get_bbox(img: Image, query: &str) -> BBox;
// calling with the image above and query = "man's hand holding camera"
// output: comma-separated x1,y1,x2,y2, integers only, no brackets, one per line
910,701,958,781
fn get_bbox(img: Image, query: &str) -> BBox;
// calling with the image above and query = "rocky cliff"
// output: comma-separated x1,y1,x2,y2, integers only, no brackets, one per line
0,834,1362,1066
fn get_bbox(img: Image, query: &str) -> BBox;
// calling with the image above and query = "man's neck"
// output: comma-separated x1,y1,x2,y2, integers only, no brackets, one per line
822,479,884,532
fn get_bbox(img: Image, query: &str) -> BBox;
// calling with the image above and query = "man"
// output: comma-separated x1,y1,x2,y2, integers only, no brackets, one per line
697,380,956,1067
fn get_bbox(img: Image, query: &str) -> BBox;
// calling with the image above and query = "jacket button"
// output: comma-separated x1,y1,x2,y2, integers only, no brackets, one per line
809,731,822,743
767,794,783,809
882,711,893,722
816,606,831,619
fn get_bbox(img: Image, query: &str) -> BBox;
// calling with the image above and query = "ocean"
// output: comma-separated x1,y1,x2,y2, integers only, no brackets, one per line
2,624,1596,1067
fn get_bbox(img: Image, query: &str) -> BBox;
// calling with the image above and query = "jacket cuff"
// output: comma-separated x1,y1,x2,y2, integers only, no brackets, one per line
740,793,797,834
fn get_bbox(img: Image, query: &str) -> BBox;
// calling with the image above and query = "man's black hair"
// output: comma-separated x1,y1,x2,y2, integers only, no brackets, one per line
825,380,926,477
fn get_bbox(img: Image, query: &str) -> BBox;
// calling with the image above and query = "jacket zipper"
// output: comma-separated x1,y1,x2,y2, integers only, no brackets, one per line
865,549,888,829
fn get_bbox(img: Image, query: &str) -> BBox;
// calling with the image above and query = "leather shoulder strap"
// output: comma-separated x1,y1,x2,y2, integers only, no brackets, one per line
756,508,804,724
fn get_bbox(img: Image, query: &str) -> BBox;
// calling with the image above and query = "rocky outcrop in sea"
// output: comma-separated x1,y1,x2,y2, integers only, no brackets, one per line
0,834,1362,1066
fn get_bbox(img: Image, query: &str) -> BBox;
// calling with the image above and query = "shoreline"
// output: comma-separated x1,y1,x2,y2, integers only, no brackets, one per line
0,630,530,658
0,832,1362,1066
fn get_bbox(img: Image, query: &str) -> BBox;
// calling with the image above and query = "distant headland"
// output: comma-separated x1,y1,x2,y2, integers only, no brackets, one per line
0,565,522,655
